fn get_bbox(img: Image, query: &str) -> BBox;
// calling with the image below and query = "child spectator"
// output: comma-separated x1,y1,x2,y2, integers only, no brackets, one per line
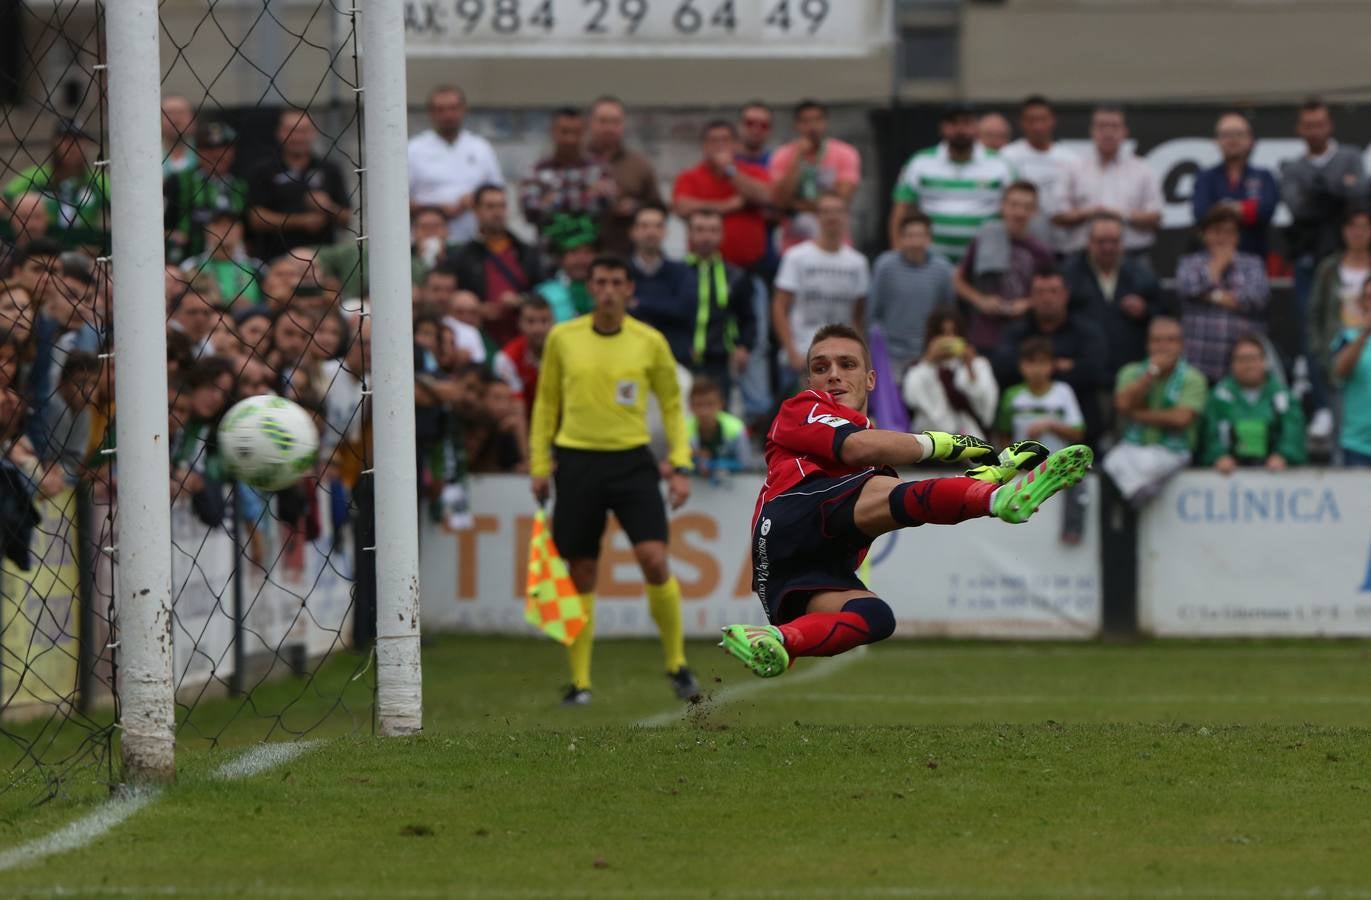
1331,280,1371,467
1202,334,1306,473
169,357,234,524
268,308,324,404
468,374,527,474
494,293,553,422
902,307,998,439
996,337,1087,451
996,336,1087,542
38,350,101,484
685,375,750,479
232,308,272,361
179,209,263,310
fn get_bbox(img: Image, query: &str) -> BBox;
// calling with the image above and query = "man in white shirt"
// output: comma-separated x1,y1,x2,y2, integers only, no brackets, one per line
407,85,504,244
773,193,870,379
1001,95,1077,253
1054,106,1163,260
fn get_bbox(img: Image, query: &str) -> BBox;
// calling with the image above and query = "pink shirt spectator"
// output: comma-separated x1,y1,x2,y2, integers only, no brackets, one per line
768,138,861,250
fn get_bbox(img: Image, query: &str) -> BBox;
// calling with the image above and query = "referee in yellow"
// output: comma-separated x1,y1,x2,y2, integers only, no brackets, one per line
530,255,699,706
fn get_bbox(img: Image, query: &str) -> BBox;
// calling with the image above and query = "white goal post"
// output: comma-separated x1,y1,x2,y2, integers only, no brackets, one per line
358,0,424,736
107,0,423,784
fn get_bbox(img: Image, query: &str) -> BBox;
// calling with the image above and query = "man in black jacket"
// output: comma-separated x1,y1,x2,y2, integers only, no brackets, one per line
995,269,1109,442
1061,213,1163,380
448,185,544,346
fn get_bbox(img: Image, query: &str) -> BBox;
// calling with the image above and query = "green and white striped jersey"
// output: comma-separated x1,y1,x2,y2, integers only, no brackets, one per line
891,143,1015,262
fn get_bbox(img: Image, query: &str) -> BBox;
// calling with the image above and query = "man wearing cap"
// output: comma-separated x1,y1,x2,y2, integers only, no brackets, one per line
4,120,108,249
164,121,249,265
533,214,598,323
887,104,1014,263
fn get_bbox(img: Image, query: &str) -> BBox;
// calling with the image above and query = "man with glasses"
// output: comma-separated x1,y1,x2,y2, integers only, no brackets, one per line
736,101,774,169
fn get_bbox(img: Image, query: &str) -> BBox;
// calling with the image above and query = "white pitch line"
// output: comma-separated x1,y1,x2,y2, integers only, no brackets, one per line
635,646,869,728
0,741,320,875
0,787,160,874
791,692,1371,706
211,740,319,780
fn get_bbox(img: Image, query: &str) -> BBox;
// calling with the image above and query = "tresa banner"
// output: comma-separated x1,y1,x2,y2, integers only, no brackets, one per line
420,474,1102,640
1139,470,1371,637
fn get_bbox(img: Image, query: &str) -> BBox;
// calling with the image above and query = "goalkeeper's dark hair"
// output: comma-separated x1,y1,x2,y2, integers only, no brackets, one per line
808,323,871,368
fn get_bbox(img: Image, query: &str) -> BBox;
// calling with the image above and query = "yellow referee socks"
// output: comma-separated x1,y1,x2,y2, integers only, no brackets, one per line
567,593,595,690
646,576,687,673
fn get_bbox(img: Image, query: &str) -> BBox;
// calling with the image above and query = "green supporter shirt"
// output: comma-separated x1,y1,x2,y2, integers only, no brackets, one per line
164,169,250,263
181,255,264,308
1201,375,1307,466
1116,360,1208,452
4,164,109,246
891,143,1014,262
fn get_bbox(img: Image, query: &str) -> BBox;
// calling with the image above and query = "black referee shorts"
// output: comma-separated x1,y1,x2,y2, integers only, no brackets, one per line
552,446,669,560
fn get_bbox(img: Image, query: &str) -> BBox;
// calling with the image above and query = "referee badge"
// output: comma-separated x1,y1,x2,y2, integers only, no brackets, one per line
615,380,639,406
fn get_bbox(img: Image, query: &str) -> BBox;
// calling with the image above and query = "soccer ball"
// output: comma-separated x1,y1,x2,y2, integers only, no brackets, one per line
218,394,319,492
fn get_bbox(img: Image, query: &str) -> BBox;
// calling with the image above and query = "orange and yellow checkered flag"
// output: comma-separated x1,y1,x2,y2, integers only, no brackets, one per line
525,509,587,645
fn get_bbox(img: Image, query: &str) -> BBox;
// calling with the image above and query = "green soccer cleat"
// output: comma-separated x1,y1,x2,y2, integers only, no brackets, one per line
991,444,1094,525
966,440,1052,485
719,624,790,678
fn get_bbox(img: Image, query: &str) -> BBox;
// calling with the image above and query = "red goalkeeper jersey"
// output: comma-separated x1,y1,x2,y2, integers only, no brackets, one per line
754,390,875,525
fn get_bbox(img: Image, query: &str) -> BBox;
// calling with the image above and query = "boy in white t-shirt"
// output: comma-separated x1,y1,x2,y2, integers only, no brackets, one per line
996,336,1088,542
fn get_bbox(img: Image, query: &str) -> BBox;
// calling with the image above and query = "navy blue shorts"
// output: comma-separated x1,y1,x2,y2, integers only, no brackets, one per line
751,470,885,625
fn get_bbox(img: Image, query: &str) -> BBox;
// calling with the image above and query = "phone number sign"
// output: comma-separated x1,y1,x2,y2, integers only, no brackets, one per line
403,0,891,57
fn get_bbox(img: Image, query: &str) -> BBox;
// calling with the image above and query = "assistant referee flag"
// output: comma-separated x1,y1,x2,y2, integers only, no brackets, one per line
525,509,587,645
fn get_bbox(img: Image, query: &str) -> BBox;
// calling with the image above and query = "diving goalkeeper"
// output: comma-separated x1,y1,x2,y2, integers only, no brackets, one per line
720,323,1092,677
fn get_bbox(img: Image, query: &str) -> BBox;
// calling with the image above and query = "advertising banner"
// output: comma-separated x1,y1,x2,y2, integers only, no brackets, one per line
420,474,1101,640
1138,470,1371,637
404,0,892,58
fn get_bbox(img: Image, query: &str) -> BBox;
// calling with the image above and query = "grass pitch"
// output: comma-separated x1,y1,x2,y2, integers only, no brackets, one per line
4,636,1371,898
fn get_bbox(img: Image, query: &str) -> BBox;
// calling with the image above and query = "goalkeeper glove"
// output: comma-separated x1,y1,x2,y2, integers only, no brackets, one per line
922,431,994,463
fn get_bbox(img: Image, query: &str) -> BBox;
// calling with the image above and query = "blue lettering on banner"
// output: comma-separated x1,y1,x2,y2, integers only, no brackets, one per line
1362,537,1371,593
1175,485,1341,524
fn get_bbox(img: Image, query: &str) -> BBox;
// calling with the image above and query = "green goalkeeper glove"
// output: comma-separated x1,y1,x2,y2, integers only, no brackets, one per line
922,431,994,463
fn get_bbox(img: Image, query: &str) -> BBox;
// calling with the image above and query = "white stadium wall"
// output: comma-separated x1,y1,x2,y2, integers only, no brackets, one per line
1139,471,1371,638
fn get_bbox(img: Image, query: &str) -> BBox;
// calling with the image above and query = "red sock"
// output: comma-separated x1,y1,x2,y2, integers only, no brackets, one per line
778,612,874,657
889,476,994,527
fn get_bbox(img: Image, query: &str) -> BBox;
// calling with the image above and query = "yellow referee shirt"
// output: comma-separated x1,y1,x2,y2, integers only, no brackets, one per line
529,315,692,478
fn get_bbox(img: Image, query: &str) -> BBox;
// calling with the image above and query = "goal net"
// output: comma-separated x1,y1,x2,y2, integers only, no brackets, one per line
0,0,413,805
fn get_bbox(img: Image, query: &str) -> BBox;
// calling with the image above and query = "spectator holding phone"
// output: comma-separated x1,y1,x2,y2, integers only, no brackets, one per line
902,306,998,440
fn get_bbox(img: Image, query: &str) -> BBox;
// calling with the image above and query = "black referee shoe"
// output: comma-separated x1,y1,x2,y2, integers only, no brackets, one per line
669,667,702,702
561,686,592,707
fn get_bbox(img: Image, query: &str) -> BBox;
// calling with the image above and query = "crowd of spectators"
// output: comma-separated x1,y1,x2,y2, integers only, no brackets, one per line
3,87,1371,560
